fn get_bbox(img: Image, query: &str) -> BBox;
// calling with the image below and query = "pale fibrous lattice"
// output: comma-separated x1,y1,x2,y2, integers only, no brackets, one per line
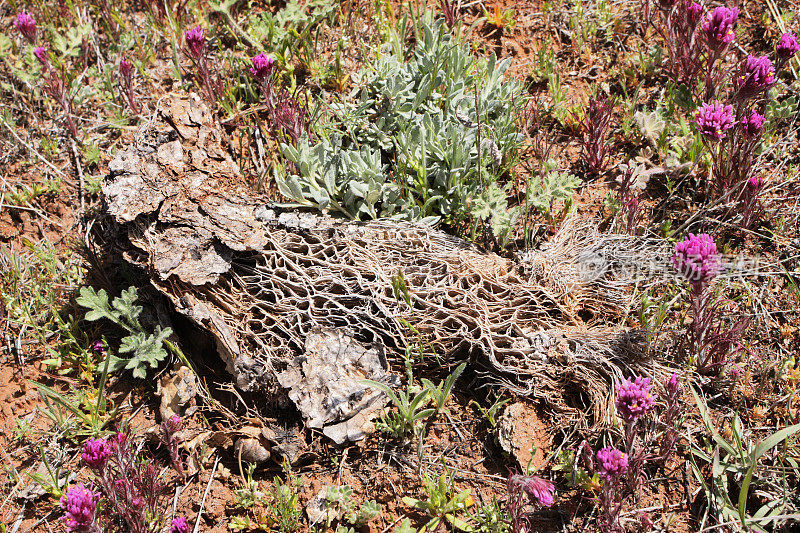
103,95,668,428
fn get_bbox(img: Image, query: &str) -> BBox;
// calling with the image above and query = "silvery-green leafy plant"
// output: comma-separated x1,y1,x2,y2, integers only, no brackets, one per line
279,15,524,241
76,287,171,379
323,485,382,528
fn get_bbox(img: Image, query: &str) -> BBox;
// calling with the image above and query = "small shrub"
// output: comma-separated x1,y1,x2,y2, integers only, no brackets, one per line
183,26,223,104
249,53,311,145
594,447,628,532
35,47,79,139
279,15,524,241
646,1,704,87
119,58,140,115
403,470,474,532
614,376,654,495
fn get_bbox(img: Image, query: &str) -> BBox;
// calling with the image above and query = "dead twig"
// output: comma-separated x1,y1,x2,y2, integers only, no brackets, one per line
0,115,69,182
193,455,220,533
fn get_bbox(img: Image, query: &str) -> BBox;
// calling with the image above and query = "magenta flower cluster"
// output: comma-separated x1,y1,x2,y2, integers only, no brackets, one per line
171,517,191,533
665,374,680,397
81,437,112,469
69,431,176,532
34,46,48,66
615,376,655,422
742,110,765,138
61,483,99,532
161,414,186,480
746,175,763,192
596,447,628,480
683,1,703,23
777,32,800,61
250,52,275,82
694,100,735,140
14,11,37,43
701,6,738,51
737,55,775,97
166,414,182,432
184,26,205,59
120,59,133,78
119,58,141,114
671,233,720,284
509,474,555,507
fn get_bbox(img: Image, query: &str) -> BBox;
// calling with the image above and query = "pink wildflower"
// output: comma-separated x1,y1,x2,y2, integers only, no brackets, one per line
81,437,111,469
777,32,799,61
596,447,628,480
695,101,735,140
171,517,191,533
683,1,703,25
249,52,275,82
671,233,720,284
167,414,182,431
615,376,655,422
60,483,99,531
184,26,205,59
34,46,49,67
746,176,763,192
737,55,775,98
741,110,765,138
510,474,555,507
120,59,133,78
665,374,680,397
14,12,37,43
701,6,738,52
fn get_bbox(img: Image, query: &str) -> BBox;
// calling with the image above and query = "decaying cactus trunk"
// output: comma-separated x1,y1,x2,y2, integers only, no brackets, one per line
102,94,667,437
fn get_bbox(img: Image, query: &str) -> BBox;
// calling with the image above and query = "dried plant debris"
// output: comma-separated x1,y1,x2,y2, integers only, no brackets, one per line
157,365,199,420
103,94,671,431
497,402,550,471
278,328,400,443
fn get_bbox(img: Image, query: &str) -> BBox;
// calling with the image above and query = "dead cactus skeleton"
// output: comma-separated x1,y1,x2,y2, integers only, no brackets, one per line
101,94,670,432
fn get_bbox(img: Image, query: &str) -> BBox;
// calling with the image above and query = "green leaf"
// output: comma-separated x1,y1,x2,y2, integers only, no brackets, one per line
402,496,429,511
112,286,142,328
76,287,117,323
414,408,436,421
119,326,172,379
394,518,417,533
737,423,800,528
391,269,412,307
691,386,738,457
407,390,431,416
445,513,474,532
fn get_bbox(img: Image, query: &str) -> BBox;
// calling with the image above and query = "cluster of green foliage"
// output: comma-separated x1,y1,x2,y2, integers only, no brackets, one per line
76,286,172,379
230,461,305,532
322,484,382,532
689,389,800,532
403,470,474,532
280,16,524,241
